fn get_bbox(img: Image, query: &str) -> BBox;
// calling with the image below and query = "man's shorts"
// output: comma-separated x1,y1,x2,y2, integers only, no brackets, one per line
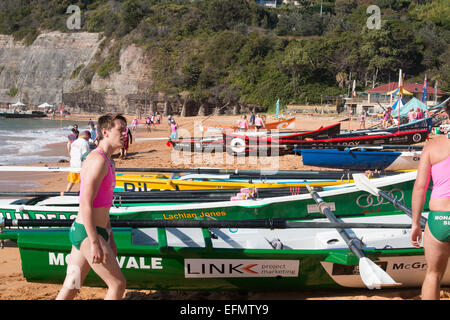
67,172,80,184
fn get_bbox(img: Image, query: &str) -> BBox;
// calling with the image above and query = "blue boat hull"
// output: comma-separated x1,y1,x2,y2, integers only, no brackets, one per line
299,149,406,170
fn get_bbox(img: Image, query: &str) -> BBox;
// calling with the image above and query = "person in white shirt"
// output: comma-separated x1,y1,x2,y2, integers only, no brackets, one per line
62,130,91,195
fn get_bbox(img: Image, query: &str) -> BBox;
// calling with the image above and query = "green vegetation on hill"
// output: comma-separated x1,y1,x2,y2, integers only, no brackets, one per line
0,0,449,110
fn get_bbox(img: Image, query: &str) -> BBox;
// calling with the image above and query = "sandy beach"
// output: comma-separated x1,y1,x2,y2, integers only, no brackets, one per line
0,112,449,300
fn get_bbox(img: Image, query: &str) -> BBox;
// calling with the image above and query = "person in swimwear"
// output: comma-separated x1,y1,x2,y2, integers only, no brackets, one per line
254,114,265,132
56,113,127,300
119,126,132,159
237,115,248,131
411,103,450,300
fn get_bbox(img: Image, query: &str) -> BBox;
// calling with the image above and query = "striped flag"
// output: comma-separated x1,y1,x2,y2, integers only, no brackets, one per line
422,75,427,103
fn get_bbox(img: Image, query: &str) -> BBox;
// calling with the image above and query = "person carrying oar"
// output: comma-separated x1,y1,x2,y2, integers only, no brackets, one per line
410,103,450,300
56,113,127,300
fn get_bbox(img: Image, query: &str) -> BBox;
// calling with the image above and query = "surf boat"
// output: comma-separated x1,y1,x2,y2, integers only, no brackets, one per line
169,123,341,153
114,172,354,192
224,129,428,156
0,171,428,223
297,147,421,171
0,208,445,291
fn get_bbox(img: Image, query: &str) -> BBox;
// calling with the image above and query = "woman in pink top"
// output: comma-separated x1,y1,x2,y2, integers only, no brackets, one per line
57,113,128,300
237,115,248,131
254,114,265,131
411,104,450,300
416,107,424,120
408,108,417,122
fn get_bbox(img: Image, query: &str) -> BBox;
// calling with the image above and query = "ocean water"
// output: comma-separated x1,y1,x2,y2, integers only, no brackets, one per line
0,118,90,165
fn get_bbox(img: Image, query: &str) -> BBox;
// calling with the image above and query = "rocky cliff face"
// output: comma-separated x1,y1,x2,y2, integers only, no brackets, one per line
0,32,101,107
0,31,156,114
0,31,249,116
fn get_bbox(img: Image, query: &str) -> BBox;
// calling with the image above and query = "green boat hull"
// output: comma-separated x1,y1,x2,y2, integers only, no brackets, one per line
1,228,434,291
0,172,428,222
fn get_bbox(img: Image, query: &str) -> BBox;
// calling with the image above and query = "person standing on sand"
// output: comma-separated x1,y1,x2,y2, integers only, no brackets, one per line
408,108,417,123
66,128,78,155
131,118,138,132
120,127,132,159
145,115,152,134
170,118,178,140
249,112,255,126
410,103,450,300
237,115,248,131
56,113,127,300
72,124,80,138
359,111,366,129
62,130,91,195
254,114,265,131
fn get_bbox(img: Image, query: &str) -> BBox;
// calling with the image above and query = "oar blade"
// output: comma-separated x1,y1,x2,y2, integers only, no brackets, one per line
352,173,380,196
359,257,401,290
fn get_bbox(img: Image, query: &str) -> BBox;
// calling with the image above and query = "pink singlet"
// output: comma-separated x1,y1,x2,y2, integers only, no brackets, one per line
79,148,115,208
430,156,450,199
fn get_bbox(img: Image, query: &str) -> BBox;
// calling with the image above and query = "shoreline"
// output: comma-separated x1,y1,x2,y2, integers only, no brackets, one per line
0,112,448,300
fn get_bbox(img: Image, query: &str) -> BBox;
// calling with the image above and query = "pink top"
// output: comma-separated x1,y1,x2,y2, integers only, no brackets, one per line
430,155,450,199
238,120,248,128
80,148,115,208
255,117,263,126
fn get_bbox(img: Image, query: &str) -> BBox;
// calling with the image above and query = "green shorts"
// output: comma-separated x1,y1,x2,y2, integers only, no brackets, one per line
69,221,109,250
428,211,450,242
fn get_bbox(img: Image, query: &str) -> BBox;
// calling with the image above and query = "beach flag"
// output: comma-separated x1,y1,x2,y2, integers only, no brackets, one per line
352,80,356,96
434,81,438,104
275,99,280,117
387,69,412,96
422,75,427,103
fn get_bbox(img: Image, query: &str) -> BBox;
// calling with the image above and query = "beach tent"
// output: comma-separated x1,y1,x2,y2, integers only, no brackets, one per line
399,97,428,118
37,102,53,108
390,97,405,110
11,101,26,107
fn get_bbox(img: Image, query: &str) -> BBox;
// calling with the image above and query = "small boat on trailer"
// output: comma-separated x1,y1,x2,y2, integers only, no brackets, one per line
1,211,447,291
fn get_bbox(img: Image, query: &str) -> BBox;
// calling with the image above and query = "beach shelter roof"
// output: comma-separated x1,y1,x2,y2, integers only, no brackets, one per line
11,101,26,107
386,87,413,96
38,102,53,108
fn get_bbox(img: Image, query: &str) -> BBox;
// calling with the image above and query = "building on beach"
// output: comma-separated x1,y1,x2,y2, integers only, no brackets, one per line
345,82,446,115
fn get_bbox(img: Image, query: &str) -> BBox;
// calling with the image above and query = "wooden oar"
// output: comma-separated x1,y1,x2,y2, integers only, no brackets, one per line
0,217,412,230
305,184,401,289
352,173,427,229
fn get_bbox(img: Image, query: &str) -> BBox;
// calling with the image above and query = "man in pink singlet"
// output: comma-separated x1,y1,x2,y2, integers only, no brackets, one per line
57,113,128,300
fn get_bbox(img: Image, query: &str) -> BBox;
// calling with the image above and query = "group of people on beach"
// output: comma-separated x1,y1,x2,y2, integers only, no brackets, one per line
408,107,428,123
237,112,266,131
50,104,449,300
131,112,162,134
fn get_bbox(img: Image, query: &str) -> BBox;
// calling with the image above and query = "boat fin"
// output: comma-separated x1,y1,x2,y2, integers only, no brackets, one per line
359,257,402,289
